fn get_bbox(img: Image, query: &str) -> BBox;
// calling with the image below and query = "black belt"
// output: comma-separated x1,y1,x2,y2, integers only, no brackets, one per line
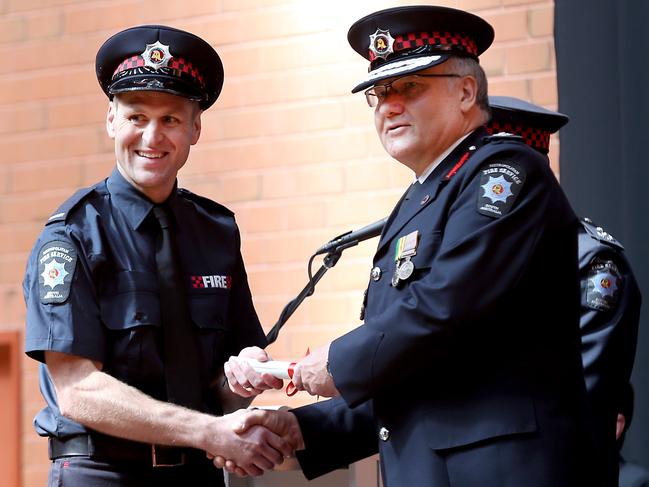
48,433,203,467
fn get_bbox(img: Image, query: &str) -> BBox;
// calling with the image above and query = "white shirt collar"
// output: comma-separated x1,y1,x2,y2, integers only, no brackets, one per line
416,132,472,184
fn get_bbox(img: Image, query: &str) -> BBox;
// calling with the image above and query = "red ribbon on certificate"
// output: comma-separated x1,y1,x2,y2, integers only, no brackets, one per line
245,349,308,396
285,362,298,396
285,348,309,396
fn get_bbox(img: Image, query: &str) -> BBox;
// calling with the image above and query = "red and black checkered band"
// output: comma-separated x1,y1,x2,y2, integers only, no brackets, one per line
191,276,205,288
368,31,478,62
112,55,205,87
486,121,551,153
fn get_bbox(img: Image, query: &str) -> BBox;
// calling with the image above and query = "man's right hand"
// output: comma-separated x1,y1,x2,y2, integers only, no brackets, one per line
204,409,297,476
211,409,304,477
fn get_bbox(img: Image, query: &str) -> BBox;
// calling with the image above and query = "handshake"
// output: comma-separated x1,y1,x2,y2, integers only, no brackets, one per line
206,344,339,477
205,407,303,477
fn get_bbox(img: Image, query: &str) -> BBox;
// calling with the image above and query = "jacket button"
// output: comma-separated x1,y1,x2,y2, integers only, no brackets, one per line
378,426,390,441
370,266,382,281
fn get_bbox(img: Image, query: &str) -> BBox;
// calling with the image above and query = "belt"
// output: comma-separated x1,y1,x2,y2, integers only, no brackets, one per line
48,433,202,467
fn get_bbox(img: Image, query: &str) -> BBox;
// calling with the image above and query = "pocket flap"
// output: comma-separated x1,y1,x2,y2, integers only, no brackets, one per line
100,271,160,330
100,291,161,330
424,394,537,450
410,230,442,269
187,293,228,330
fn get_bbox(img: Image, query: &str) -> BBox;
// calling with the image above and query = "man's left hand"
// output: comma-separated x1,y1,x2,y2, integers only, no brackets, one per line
293,344,339,397
224,347,284,398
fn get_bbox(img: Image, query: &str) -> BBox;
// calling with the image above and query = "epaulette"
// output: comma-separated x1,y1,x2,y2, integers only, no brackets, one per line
45,186,97,226
178,188,234,217
581,217,624,250
482,132,525,145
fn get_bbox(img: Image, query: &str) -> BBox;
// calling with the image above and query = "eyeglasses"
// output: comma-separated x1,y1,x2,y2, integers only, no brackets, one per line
364,73,462,107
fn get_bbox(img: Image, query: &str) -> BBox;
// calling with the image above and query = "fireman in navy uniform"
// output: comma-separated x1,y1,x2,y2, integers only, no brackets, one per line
222,6,599,486
486,95,642,486
23,25,290,487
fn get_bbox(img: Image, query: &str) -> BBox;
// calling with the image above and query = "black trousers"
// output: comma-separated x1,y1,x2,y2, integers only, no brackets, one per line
47,456,225,487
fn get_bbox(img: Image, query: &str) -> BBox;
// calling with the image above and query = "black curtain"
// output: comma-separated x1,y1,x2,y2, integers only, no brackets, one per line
556,0,649,469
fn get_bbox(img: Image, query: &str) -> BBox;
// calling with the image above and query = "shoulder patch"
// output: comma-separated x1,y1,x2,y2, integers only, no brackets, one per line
581,218,624,250
585,259,622,311
38,240,77,304
476,162,526,218
45,187,96,226
178,188,234,217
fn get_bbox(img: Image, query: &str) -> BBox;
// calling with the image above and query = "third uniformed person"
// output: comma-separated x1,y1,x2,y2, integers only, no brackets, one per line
486,94,642,486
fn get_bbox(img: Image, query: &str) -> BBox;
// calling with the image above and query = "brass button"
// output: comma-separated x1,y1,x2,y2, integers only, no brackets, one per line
371,266,382,281
378,426,390,441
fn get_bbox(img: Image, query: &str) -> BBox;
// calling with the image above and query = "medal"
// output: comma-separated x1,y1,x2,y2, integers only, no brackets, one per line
397,257,414,280
391,264,401,287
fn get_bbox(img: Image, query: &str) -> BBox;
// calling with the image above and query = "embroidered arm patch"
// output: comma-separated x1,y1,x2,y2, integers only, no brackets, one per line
585,259,622,311
476,162,526,218
38,240,77,304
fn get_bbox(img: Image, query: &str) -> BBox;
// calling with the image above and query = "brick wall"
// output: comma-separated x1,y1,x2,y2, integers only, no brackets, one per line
0,0,557,485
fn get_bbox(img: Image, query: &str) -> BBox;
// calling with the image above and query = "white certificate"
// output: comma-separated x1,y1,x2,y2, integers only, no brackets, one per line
244,359,294,380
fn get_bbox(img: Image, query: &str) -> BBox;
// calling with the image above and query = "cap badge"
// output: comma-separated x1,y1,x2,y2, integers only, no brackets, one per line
369,28,395,60
142,41,172,70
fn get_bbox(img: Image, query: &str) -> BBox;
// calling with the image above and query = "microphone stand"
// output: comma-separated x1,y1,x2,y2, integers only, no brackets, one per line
265,240,359,344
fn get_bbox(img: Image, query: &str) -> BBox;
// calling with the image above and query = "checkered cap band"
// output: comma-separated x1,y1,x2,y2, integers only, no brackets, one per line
369,31,478,61
486,121,551,152
396,31,477,55
113,55,205,87
191,276,205,288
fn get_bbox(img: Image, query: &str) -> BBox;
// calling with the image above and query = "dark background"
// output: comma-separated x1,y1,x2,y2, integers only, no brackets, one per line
555,0,649,469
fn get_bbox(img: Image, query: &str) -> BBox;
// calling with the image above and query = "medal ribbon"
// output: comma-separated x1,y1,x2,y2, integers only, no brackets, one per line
394,236,405,262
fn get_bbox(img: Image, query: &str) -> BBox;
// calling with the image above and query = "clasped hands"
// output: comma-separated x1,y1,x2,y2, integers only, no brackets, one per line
209,344,339,476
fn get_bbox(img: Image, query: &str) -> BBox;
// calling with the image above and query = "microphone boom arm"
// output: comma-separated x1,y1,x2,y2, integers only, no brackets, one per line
265,217,387,344
265,250,342,344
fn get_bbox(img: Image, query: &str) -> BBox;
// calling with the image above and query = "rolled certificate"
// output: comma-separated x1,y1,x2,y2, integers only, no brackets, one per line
244,358,295,380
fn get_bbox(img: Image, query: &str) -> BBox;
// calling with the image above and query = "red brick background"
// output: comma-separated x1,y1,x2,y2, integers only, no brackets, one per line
0,1,558,485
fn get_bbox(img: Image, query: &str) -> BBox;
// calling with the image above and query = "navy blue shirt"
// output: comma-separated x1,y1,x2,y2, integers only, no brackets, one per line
24,168,266,437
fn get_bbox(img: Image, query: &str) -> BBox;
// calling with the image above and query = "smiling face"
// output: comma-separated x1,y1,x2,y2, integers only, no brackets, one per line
373,63,482,176
106,91,202,203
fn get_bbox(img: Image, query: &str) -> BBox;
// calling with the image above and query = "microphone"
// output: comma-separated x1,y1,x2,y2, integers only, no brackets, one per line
314,217,387,256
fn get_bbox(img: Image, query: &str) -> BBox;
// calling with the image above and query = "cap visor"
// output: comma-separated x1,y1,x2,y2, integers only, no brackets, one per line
108,75,204,102
351,54,449,93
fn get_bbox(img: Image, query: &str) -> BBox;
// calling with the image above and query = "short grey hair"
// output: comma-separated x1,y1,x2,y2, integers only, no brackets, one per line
445,56,490,119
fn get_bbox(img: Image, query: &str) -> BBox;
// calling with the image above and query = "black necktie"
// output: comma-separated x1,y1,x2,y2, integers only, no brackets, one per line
152,205,202,410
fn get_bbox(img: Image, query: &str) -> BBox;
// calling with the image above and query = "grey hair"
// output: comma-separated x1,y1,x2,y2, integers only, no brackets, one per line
445,56,490,120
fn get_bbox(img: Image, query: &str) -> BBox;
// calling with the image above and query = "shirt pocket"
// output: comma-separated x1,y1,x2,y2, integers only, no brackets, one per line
99,271,163,392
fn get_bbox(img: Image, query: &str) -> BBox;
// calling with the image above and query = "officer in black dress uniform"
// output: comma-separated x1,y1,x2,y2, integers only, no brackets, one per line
222,6,601,486
23,25,290,486
487,95,642,486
